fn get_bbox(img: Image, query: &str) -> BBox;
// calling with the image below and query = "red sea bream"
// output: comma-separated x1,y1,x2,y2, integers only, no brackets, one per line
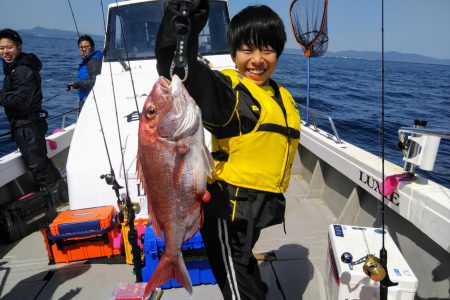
137,75,214,297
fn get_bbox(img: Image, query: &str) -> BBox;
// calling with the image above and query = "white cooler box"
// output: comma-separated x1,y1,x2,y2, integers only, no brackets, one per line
325,224,417,300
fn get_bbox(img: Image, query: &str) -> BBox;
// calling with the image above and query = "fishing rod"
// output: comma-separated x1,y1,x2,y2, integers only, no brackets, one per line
379,0,398,298
97,0,143,282
90,88,124,204
112,0,140,114
0,91,14,97
65,0,143,282
43,90,69,103
67,0,80,37
1,90,67,103
0,91,75,139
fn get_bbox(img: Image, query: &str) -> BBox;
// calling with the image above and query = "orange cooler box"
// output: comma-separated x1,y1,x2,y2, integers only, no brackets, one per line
42,205,122,263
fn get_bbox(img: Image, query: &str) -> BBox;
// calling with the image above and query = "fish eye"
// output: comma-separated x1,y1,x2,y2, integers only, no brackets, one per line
146,105,157,119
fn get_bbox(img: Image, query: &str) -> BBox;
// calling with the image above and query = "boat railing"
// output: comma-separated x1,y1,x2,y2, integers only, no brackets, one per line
47,107,79,131
0,108,78,143
296,103,342,144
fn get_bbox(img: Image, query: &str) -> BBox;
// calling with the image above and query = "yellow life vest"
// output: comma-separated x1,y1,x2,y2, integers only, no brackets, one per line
212,69,301,193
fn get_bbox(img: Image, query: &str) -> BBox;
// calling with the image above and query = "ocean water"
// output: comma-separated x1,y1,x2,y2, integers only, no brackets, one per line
1,36,449,188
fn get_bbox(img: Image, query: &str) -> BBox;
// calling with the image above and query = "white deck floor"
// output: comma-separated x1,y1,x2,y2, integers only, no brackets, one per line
0,167,337,299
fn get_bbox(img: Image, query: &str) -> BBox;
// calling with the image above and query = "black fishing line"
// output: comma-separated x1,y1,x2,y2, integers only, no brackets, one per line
0,90,72,139
113,0,140,114
100,0,143,282
100,0,132,203
66,0,118,199
67,0,80,37
66,0,124,207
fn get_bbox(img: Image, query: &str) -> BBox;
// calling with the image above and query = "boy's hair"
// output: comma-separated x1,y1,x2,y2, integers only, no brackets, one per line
0,28,23,47
227,5,286,58
78,35,95,48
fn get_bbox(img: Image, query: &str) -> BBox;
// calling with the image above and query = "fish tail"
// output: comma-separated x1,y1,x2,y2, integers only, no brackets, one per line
143,253,193,297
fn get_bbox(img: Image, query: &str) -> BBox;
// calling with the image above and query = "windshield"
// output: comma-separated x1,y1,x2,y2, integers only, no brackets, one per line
104,0,230,62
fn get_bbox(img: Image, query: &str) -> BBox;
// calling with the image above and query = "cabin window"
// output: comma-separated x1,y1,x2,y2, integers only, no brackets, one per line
104,0,229,62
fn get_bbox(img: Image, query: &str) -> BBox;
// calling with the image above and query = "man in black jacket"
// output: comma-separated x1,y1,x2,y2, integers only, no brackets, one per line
0,28,59,192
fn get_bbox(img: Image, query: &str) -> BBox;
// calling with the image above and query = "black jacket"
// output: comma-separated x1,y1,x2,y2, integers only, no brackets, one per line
155,0,238,139
0,52,43,121
155,1,280,140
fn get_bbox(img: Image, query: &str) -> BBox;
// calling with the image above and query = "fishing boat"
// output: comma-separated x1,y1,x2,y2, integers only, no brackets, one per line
0,0,448,299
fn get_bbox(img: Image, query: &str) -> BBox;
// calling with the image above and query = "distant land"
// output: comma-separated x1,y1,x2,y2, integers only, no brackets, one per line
284,48,450,65
18,26,104,42
18,27,450,65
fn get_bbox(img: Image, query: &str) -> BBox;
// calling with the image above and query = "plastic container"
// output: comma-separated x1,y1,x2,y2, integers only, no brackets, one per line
42,205,122,263
325,224,418,300
142,225,216,288
0,191,57,243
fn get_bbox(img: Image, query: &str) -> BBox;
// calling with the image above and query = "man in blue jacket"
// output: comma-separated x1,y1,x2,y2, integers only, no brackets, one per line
67,35,102,111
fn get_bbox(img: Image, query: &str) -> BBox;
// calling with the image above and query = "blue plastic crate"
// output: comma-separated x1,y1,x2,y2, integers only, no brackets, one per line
142,224,216,289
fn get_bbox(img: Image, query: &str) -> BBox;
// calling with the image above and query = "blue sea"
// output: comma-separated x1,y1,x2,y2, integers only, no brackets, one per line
1,36,449,188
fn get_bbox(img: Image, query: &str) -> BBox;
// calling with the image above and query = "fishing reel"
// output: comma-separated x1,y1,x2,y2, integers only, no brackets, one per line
118,198,141,217
115,193,141,224
341,252,386,282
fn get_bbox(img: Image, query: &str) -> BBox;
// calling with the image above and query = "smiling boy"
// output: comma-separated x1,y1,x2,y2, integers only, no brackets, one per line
156,2,300,299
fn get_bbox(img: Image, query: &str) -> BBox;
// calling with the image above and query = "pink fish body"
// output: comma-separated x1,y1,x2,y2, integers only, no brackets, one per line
137,75,214,297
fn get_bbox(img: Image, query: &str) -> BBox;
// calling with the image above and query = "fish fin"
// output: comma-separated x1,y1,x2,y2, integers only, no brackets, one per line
202,143,215,177
143,253,193,297
136,153,163,239
201,190,211,203
184,205,203,241
176,140,190,155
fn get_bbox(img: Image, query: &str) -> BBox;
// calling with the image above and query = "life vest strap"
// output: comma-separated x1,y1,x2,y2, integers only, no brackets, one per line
257,124,300,139
211,151,229,161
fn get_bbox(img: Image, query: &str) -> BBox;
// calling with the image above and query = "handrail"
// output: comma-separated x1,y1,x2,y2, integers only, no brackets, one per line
296,103,342,143
0,108,78,142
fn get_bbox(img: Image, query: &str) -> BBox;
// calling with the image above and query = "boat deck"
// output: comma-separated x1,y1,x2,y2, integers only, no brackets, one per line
0,157,336,300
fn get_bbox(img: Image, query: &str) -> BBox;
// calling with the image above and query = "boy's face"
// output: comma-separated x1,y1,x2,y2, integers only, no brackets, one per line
233,44,278,86
0,38,20,64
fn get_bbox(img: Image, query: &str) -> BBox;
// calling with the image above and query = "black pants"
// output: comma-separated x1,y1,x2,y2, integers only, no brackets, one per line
201,182,286,300
13,119,59,190
201,217,265,300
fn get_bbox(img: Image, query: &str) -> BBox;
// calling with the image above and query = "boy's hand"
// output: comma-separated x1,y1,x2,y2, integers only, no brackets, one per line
168,0,203,13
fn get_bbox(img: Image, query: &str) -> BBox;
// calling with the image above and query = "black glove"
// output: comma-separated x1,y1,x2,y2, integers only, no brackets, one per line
67,82,78,91
168,0,206,18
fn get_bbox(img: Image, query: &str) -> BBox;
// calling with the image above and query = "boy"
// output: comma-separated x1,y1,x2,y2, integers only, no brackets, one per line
155,1,300,299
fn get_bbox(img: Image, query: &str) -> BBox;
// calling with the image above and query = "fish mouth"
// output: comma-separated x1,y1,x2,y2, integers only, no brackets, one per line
169,75,183,97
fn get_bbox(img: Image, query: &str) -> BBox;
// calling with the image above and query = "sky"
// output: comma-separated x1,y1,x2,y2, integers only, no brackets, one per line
1,0,449,60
